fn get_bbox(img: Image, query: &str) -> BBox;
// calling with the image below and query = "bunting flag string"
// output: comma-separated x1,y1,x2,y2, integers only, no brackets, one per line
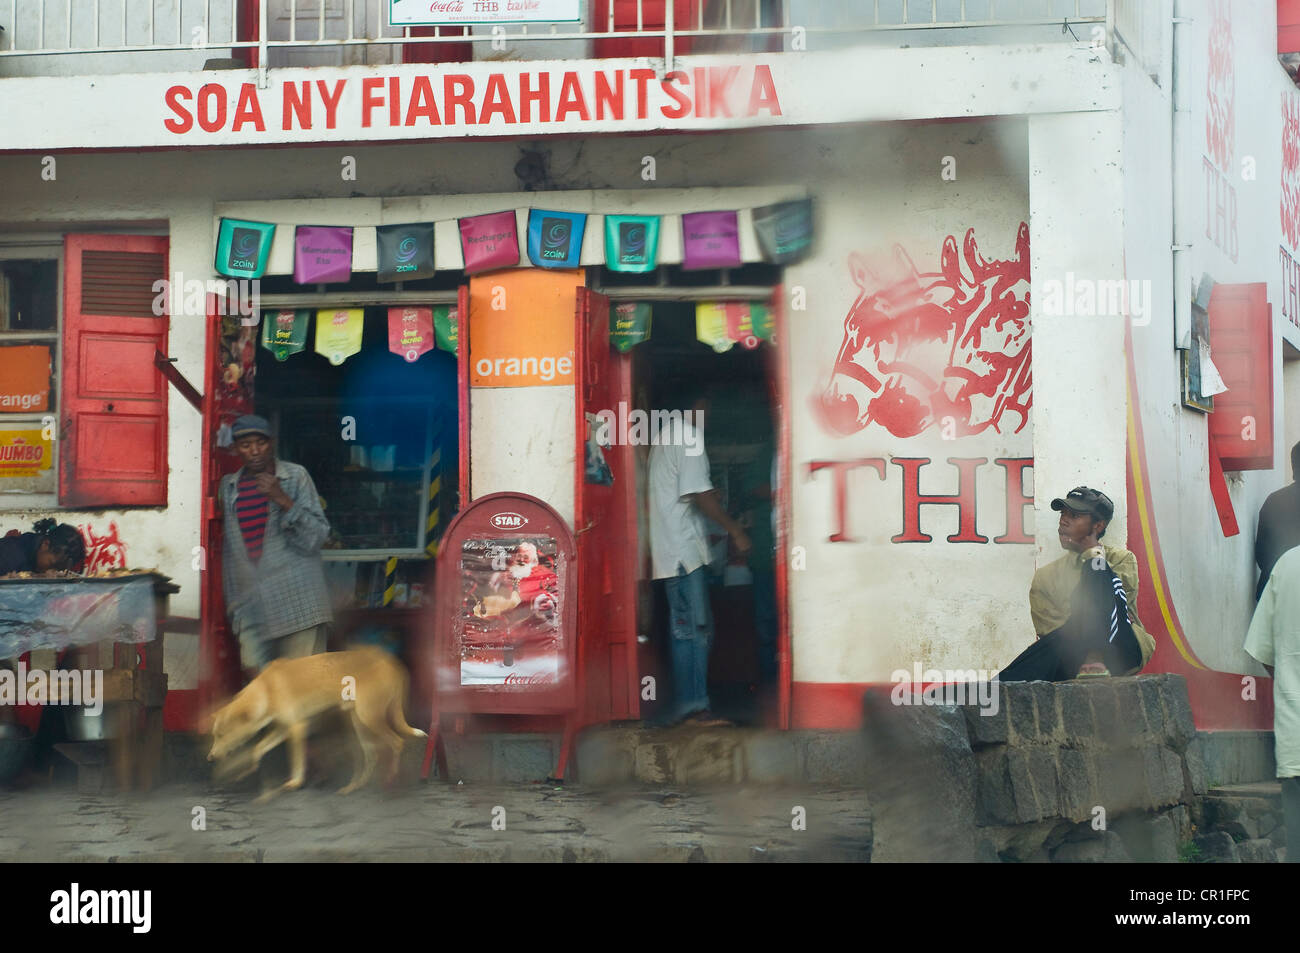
459,210,520,274
388,306,434,363
226,197,812,282
314,308,365,365
260,308,310,361
696,301,774,352
377,222,436,282
527,209,587,269
215,218,276,279
294,226,354,284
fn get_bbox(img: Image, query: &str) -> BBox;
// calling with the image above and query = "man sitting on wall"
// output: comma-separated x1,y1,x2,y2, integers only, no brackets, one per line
220,415,334,679
998,486,1155,682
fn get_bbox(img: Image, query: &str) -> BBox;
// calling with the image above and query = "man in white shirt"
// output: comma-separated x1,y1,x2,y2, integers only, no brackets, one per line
648,382,750,726
1245,545,1300,863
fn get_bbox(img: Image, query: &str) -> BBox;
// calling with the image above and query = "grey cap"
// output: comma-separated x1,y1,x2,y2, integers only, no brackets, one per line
231,414,272,440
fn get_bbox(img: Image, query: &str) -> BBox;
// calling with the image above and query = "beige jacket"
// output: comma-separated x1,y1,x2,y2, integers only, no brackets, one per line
1028,544,1155,674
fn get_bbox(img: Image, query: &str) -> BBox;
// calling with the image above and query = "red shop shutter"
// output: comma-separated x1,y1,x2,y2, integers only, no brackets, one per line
592,0,700,58
60,235,170,507
1207,282,1273,471
403,27,472,64
1281,0,1300,53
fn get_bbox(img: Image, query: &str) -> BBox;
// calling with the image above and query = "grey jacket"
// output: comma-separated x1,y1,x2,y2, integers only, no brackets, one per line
220,459,333,641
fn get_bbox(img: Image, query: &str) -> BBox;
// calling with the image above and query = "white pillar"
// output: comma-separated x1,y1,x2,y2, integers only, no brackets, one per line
1027,110,1128,560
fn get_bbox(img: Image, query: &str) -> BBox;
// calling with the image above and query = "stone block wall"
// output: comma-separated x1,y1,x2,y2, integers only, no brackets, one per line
941,675,1207,862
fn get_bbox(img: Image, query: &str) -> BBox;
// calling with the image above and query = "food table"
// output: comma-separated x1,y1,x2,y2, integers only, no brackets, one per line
0,570,177,792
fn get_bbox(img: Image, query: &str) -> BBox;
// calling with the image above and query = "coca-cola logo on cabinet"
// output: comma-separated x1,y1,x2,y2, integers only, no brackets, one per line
502,672,555,686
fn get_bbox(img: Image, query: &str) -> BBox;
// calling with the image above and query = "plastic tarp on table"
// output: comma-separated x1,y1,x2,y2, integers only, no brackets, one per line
0,576,156,657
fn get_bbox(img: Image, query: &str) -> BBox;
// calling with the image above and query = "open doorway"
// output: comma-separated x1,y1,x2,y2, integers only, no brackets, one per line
200,274,463,716
630,300,778,727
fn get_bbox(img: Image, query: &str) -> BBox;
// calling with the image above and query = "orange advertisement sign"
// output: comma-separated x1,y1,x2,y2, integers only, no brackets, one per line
0,428,53,478
469,269,581,387
0,346,51,413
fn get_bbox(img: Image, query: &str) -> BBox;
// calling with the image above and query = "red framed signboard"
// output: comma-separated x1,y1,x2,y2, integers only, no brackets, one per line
421,492,578,778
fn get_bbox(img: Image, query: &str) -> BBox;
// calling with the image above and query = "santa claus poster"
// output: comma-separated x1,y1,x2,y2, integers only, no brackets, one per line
458,535,562,687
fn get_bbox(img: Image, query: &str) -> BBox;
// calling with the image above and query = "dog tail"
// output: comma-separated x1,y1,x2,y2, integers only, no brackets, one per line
388,668,428,739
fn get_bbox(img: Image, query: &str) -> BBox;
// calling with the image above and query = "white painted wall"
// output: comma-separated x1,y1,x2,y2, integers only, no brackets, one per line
1119,0,1294,675
785,119,1038,683
0,34,1140,701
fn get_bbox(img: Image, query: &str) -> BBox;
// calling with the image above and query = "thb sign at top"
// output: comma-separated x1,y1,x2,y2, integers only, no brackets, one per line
390,0,580,26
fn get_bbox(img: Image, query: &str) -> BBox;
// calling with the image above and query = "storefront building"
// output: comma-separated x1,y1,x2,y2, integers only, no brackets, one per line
0,1,1290,741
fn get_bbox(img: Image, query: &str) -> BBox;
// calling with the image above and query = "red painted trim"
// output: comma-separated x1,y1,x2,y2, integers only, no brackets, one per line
164,688,201,732
1124,315,1273,730
791,681,867,730
1207,433,1241,537
574,286,589,724
772,284,793,730
457,283,470,504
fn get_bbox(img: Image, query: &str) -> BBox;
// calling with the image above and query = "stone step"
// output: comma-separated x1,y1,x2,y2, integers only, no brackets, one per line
1205,781,1282,800
1198,782,1286,856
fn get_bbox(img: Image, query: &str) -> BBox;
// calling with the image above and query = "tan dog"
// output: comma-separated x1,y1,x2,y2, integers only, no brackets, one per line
207,647,426,801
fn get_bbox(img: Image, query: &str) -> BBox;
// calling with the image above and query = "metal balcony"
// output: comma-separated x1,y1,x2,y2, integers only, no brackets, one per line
0,0,1108,79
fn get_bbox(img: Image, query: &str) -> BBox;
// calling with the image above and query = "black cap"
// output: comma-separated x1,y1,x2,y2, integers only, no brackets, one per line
1051,486,1114,522
231,415,272,440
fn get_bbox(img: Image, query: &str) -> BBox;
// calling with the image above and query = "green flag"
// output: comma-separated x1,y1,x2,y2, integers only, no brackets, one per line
610,302,652,353
434,304,459,354
260,309,310,362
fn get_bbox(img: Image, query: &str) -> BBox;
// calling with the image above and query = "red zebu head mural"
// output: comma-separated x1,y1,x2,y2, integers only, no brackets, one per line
1282,91,1300,251
818,222,1031,439
1206,0,1234,170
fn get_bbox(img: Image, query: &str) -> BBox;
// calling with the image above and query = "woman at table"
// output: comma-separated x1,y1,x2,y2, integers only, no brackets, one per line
0,518,87,575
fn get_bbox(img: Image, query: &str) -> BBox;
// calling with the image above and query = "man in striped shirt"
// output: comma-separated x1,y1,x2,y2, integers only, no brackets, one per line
998,486,1154,682
220,415,333,676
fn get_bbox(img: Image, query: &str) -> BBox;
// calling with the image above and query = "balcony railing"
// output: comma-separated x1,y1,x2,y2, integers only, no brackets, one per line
0,0,1109,82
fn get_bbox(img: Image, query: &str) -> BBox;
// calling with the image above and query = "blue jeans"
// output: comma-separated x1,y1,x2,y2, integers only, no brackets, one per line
664,564,714,720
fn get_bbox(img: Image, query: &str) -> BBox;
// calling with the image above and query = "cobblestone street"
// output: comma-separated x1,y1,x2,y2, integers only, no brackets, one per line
0,781,873,863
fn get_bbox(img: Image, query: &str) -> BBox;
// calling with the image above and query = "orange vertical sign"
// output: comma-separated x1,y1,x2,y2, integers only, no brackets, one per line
469,269,582,387
0,345,51,413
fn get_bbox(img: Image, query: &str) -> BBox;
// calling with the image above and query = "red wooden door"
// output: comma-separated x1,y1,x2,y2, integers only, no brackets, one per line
574,289,640,724
457,284,470,505
766,284,791,728
60,234,169,507
198,297,253,709
592,0,700,58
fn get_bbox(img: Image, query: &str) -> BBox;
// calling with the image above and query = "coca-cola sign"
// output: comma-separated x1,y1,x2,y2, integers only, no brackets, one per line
502,672,556,686
390,0,579,27
490,512,528,529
